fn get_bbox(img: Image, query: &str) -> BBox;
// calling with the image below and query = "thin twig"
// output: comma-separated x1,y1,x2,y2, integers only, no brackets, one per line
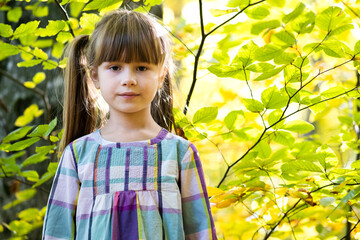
341,218,360,240
263,199,301,240
0,69,44,96
54,0,75,37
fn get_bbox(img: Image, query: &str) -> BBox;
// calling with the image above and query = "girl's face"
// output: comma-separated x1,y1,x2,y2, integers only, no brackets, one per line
91,61,164,117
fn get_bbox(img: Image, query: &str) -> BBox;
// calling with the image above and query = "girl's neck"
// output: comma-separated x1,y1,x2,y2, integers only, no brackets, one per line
100,111,162,143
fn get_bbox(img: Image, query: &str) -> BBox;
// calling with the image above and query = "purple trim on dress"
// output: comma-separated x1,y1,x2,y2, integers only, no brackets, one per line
124,148,131,191
181,193,204,203
49,198,75,209
190,144,217,238
105,148,112,193
142,146,148,190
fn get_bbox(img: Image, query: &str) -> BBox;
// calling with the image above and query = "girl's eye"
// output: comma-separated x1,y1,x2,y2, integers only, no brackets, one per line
137,66,147,71
109,66,120,71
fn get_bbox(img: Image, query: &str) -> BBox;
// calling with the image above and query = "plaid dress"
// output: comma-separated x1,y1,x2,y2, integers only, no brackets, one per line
42,129,217,240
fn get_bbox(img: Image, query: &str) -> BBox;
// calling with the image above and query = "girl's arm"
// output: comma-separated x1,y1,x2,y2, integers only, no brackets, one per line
42,144,80,240
180,143,217,240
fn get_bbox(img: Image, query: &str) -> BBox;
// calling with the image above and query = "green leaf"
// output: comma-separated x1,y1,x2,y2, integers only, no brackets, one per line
7,137,40,151
328,24,354,37
33,5,49,18
243,99,264,112
251,20,281,35
244,6,270,20
208,64,248,80
282,3,305,24
17,59,43,68
56,31,74,44
19,170,40,182
213,48,230,64
316,145,338,170
193,107,218,124
254,66,284,81
273,130,295,146
254,44,283,61
36,144,56,154
281,160,323,173
22,152,48,168
321,86,346,98
43,60,58,70
7,7,22,23
173,108,191,128
33,48,48,60
12,21,40,39
254,140,271,159
0,42,21,61
267,0,285,7
271,30,296,47
37,20,66,37
355,40,360,55
283,65,305,83
7,220,32,235
2,126,33,143
33,162,59,187
274,52,297,65
0,23,13,37
331,186,360,214
282,120,315,134
84,0,123,11
247,63,275,72
3,189,37,210
27,118,57,137
290,11,315,34
268,109,284,129
316,6,348,32
321,41,347,58
261,86,288,109
18,208,40,221
232,41,259,67
224,110,245,130
79,13,101,34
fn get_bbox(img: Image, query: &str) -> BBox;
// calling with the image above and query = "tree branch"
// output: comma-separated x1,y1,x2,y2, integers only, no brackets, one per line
183,0,266,114
54,0,75,37
217,83,359,188
263,199,302,240
0,69,44,96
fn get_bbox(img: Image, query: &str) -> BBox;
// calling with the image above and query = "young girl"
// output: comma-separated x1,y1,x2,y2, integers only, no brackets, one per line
42,10,217,240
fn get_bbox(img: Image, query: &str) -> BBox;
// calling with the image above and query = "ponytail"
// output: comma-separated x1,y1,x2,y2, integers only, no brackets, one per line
60,35,102,152
151,72,176,133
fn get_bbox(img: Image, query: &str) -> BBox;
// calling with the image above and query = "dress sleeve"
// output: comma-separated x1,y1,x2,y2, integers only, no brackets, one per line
180,143,217,240
42,144,80,240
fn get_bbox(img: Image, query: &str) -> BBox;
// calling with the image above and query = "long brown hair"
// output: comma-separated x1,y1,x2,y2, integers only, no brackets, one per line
60,10,175,152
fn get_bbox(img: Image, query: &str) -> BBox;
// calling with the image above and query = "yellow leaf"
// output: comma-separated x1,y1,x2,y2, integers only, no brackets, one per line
214,197,238,208
207,186,224,197
24,81,36,88
15,104,43,127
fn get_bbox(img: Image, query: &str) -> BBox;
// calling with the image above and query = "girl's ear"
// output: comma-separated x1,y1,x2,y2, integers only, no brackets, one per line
90,67,100,89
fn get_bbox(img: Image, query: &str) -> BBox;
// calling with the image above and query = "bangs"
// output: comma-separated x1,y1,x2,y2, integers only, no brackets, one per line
93,12,166,66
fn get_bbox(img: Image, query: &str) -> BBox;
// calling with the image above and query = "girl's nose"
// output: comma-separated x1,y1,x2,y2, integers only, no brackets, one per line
121,68,137,86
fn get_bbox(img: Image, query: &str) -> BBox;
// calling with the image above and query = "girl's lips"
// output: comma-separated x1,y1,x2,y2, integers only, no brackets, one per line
118,92,140,99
